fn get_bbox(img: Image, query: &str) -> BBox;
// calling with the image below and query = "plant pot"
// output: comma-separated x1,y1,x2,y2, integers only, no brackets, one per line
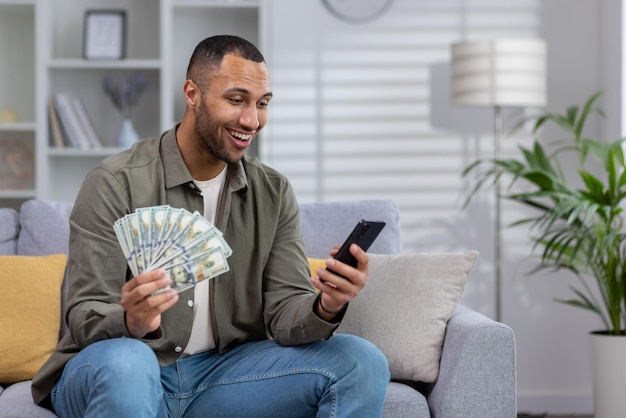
589,331,626,418
117,118,139,149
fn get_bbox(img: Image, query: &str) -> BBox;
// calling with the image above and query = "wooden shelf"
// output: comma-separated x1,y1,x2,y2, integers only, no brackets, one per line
0,189,36,199
48,59,162,70
173,0,258,8
47,147,126,158
0,122,36,131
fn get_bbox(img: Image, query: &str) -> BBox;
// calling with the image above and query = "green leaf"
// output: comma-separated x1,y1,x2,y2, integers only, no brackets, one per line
575,91,604,139
579,170,605,201
607,148,617,198
532,115,551,133
533,114,575,136
461,91,626,333
566,106,579,130
617,168,626,192
520,172,555,190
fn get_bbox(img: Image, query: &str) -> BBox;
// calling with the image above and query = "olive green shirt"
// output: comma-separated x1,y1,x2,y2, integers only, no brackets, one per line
32,126,341,406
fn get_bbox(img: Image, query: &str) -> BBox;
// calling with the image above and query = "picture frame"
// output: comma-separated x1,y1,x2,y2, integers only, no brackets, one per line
83,10,126,60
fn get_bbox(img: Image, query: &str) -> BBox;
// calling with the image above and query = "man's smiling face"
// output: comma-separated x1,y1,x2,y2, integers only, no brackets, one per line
193,54,272,165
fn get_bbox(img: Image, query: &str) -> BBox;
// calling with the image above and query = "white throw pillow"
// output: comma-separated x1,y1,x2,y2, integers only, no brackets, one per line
337,251,478,382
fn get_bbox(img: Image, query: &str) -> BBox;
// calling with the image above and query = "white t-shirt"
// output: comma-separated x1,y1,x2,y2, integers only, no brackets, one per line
183,166,227,355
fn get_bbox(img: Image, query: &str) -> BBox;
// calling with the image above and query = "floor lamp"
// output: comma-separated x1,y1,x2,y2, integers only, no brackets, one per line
450,39,547,322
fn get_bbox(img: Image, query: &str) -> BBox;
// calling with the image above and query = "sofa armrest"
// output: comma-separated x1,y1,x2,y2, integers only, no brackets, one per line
427,305,516,418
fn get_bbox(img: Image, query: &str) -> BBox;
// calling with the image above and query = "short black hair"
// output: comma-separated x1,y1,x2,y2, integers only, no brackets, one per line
186,35,266,84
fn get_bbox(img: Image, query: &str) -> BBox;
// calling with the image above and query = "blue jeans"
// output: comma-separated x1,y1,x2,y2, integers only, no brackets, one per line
51,335,390,418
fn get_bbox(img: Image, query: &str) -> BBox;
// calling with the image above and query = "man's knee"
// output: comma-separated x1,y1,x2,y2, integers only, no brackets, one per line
82,338,161,385
329,334,390,382
53,339,163,417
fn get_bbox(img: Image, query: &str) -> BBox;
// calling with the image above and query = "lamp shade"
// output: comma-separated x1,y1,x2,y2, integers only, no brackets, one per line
451,39,547,107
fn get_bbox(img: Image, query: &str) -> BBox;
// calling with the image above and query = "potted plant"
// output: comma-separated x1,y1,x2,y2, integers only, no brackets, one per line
102,72,149,148
462,91,626,417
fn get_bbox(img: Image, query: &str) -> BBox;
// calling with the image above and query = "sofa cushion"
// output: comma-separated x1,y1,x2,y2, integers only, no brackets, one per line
0,208,19,255
308,257,327,279
17,200,73,257
0,254,67,384
18,199,74,340
382,382,430,418
337,251,477,383
0,381,57,417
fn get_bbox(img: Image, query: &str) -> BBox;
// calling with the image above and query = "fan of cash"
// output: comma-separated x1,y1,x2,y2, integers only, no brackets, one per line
113,205,232,293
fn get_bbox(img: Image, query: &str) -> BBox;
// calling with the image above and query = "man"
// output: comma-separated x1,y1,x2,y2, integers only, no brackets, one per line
32,35,390,417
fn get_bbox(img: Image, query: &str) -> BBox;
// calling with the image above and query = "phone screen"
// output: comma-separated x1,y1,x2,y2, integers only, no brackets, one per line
328,219,385,276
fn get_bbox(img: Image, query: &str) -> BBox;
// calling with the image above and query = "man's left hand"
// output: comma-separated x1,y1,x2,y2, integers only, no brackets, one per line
310,243,368,320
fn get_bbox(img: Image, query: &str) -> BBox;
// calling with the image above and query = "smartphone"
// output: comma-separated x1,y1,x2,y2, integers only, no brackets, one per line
327,219,386,277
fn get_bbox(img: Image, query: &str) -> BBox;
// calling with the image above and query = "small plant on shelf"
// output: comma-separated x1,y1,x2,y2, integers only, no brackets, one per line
102,72,149,119
102,72,150,148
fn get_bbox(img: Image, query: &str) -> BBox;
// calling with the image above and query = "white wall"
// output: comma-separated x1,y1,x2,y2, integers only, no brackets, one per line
262,0,621,414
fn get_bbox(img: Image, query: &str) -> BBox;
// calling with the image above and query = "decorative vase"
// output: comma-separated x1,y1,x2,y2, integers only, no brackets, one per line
117,118,139,149
590,331,626,418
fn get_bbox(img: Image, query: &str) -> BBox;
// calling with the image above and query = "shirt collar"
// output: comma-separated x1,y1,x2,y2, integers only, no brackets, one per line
161,124,248,194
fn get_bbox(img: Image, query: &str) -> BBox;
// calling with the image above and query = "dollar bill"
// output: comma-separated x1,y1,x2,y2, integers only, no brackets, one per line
113,205,232,293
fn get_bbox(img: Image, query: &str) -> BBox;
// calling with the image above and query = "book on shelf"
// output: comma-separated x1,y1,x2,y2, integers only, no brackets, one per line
50,94,103,150
48,98,66,148
70,96,102,150
51,94,84,149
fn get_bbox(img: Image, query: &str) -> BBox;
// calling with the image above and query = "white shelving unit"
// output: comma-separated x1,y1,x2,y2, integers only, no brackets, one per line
0,0,261,207
0,0,40,210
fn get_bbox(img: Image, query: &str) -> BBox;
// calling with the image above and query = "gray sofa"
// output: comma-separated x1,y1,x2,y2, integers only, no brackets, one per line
0,199,516,417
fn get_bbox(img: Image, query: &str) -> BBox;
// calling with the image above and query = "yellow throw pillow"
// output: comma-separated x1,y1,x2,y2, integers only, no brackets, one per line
308,258,326,279
0,254,66,384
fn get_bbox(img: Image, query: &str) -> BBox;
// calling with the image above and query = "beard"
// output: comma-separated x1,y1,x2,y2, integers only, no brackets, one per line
194,99,243,165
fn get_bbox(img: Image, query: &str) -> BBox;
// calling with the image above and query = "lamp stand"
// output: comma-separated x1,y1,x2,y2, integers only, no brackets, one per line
494,105,502,322
451,39,547,323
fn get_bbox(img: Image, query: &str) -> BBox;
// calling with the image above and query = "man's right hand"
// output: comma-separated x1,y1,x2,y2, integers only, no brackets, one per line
120,269,179,338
